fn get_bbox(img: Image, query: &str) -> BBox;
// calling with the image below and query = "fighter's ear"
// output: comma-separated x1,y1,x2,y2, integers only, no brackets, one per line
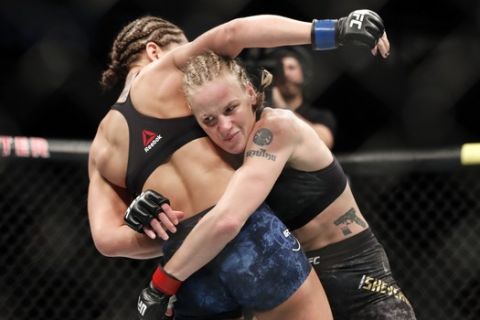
246,82,257,105
145,42,162,61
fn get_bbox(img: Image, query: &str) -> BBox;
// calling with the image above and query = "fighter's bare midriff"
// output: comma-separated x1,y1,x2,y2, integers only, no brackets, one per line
143,137,234,218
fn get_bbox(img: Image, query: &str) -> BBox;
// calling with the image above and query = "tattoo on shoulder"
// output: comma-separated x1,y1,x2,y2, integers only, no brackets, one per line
253,128,273,146
333,208,367,236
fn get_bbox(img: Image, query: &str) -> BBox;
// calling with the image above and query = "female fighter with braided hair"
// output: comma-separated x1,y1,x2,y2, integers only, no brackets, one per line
88,11,389,320
147,50,416,319
89,15,333,320
159,51,415,319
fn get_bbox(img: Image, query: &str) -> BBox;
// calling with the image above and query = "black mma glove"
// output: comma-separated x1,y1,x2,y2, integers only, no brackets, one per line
124,190,170,233
312,9,385,50
137,282,173,320
137,267,182,320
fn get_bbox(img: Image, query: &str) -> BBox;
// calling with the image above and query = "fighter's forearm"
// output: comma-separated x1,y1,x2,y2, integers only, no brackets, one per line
223,15,311,54
162,165,275,280
163,204,242,281
92,223,164,259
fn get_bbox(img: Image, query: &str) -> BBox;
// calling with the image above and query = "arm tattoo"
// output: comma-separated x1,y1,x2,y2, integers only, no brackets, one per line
253,128,273,146
333,208,367,236
246,128,276,161
245,149,276,161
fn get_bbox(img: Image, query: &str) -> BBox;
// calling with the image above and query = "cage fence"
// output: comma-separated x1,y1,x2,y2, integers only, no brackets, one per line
0,137,479,320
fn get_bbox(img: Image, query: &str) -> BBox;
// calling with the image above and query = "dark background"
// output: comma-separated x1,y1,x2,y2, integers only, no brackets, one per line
1,2,480,319
1,0,479,152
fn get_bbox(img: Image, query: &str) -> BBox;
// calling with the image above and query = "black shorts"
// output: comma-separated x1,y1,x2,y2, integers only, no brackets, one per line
162,203,311,320
306,229,417,320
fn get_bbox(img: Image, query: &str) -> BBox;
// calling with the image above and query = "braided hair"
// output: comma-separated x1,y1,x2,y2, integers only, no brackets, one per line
100,16,186,90
183,51,272,110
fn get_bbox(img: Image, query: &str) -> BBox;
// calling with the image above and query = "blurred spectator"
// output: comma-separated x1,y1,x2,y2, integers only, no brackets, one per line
269,48,337,149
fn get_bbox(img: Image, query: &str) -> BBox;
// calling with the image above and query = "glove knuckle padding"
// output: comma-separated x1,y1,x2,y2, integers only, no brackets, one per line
340,9,384,48
124,190,171,233
133,205,155,226
146,190,170,207
366,10,384,25
124,204,145,233
365,16,384,38
137,198,158,217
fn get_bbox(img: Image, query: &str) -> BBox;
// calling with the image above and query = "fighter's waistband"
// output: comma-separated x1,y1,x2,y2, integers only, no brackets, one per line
305,228,381,262
169,206,214,241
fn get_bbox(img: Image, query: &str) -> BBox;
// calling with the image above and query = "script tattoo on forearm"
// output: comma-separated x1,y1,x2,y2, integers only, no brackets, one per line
333,208,367,236
246,128,276,161
245,149,276,161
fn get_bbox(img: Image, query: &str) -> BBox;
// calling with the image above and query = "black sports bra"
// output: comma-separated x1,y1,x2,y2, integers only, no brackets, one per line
266,158,348,230
111,95,206,196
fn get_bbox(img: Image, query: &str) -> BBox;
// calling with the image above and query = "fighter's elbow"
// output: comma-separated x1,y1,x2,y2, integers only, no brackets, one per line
213,215,243,241
91,233,120,257
214,19,244,56
93,241,116,257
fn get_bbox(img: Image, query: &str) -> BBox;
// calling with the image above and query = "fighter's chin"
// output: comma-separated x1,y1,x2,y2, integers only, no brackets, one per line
217,134,245,154
222,144,244,155
218,140,245,155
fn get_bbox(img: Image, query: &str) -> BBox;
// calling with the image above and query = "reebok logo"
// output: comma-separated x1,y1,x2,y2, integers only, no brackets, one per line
142,129,162,153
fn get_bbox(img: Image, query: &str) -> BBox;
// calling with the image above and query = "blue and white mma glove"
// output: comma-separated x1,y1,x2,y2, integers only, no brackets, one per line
312,9,385,50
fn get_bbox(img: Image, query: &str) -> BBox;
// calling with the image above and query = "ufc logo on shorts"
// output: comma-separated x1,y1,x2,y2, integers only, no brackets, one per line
350,12,365,29
309,256,320,265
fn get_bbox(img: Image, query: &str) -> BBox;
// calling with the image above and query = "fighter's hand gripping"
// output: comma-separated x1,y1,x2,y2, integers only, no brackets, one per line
137,267,182,320
124,190,184,240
